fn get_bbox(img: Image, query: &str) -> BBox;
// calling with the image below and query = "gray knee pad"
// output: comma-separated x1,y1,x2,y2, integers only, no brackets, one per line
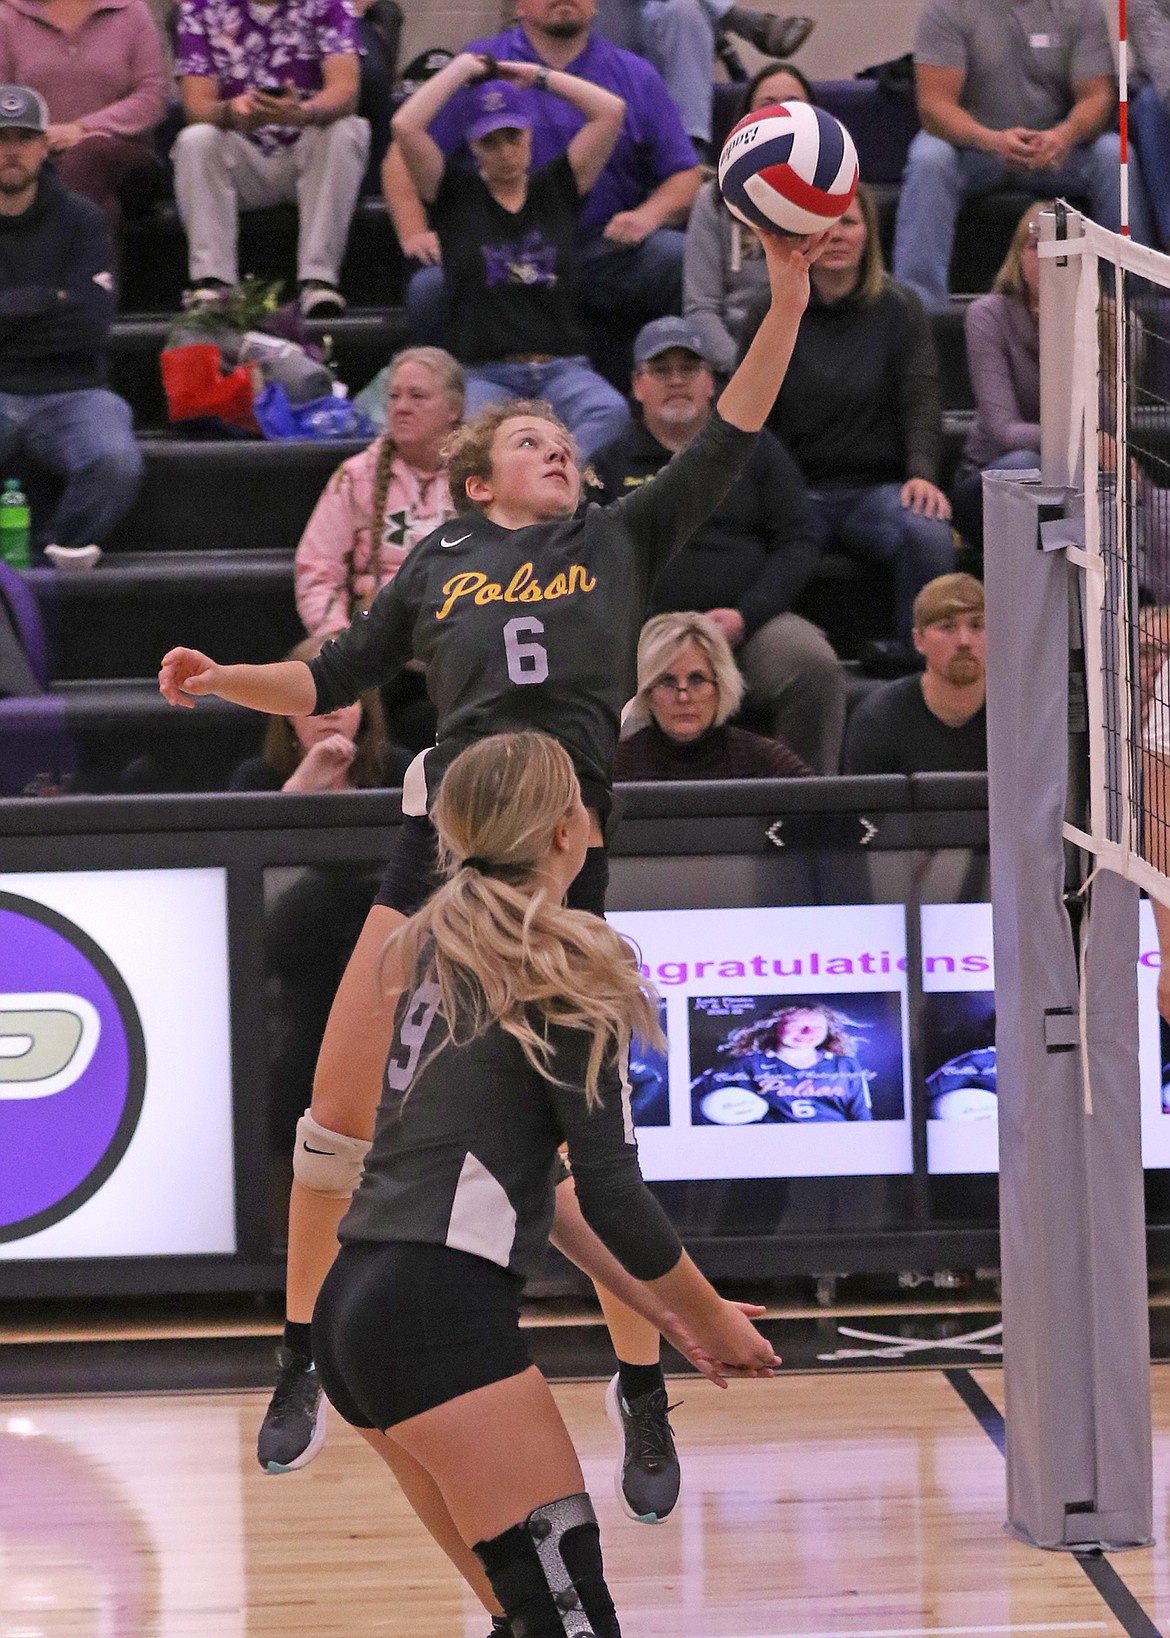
474,1492,620,1638
292,1110,371,1198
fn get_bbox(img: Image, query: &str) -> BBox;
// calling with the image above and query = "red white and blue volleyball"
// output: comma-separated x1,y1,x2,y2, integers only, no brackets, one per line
718,100,859,237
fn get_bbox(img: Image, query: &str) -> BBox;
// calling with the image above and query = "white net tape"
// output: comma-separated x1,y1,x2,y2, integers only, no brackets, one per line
1059,220,1170,909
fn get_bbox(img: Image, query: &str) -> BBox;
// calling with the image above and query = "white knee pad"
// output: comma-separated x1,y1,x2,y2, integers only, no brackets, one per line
293,1110,371,1198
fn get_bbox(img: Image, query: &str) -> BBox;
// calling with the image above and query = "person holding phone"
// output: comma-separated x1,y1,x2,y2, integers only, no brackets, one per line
172,0,371,316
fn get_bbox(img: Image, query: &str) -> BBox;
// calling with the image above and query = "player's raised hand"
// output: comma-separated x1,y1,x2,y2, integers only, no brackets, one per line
159,646,222,708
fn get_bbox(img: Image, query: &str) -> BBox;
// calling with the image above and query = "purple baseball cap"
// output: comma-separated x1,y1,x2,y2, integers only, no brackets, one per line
466,80,533,143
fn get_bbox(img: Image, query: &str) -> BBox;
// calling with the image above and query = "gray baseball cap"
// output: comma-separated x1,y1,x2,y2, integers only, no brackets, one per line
0,86,48,134
633,316,709,367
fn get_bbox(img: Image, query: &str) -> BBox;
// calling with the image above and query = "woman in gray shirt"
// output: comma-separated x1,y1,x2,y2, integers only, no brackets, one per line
951,200,1046,549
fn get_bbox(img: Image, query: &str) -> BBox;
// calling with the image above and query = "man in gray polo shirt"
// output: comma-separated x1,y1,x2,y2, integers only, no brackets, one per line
893,0,1152,311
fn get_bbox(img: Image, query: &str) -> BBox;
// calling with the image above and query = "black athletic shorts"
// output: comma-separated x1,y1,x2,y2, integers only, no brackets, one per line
312,1240,530,1429
374,816,610,918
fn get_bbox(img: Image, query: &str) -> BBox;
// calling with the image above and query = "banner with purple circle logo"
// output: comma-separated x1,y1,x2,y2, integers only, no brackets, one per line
0,892,146,1242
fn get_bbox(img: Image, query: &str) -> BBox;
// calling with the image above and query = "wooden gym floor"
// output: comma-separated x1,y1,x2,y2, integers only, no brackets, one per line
4,1366,1170,1637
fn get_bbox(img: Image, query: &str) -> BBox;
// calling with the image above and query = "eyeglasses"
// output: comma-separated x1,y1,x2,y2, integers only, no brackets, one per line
649,671,717,701
642,357,706,379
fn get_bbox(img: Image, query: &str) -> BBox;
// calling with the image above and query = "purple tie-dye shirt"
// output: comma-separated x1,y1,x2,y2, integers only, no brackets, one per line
176,0,359,152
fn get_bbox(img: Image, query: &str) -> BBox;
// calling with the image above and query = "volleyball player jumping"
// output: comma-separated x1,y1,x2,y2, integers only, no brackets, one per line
158,226,819,1530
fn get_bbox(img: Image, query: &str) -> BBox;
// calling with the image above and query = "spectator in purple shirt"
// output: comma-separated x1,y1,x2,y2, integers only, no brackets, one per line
383,0,702,360
950,200,1044,549
0,0,167,233
173,0,369,317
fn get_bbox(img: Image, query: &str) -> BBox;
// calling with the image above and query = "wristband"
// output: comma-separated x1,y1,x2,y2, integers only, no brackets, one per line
534,65,550,92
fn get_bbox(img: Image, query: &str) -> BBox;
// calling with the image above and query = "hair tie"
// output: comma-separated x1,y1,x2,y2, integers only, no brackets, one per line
462,856,493,874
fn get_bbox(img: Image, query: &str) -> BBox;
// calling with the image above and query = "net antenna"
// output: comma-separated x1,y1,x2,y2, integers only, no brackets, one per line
1119,0,1131,238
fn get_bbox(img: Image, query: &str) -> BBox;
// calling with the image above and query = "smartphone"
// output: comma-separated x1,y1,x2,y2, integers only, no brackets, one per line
259,83,289,97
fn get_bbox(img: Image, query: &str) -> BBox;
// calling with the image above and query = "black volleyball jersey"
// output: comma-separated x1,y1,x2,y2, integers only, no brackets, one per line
309,411,758,815
339,978,684,1283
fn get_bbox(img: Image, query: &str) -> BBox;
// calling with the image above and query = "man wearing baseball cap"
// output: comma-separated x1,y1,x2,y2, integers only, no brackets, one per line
0,84,142,559
592,315,847,772
842,572,986,774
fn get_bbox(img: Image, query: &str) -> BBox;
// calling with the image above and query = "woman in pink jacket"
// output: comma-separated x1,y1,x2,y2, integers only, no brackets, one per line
0,0,168,230
294,346,464,638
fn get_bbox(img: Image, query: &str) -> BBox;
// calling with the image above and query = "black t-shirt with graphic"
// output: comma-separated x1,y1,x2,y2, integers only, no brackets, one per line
433,153,587,363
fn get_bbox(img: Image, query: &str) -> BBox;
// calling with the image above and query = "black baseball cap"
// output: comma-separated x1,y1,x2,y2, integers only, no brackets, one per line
0,85,49,134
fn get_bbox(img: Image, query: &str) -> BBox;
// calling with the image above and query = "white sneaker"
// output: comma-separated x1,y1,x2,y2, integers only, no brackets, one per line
44,544,102,571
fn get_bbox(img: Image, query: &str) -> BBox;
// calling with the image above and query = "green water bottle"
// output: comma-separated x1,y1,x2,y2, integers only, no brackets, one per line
0,478,30,570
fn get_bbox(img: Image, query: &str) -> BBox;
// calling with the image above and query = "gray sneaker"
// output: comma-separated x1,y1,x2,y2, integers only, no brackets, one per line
257,1348,327,1473
604,1373,681,1523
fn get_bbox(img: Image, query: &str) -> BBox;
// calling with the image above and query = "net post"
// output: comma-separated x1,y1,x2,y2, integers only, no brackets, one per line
1040,205,1085,487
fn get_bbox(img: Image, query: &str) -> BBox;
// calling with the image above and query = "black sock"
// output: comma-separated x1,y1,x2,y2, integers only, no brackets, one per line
617,1359,663,1404
283,1319,313,1362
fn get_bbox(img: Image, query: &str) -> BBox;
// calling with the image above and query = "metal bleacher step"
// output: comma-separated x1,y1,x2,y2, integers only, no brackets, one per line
38,677,263,793
31,551,300,681
106,436,368,554
118,195,405,315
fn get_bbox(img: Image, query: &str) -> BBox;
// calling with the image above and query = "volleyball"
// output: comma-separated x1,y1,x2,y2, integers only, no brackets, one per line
717,100,859,237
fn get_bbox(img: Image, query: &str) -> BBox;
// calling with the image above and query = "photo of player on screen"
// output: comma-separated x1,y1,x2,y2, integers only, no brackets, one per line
688,993,905,1125
922,992,997,1121
629,1002,669,1127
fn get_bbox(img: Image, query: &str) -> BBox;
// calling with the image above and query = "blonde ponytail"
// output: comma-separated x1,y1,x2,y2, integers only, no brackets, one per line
387,734,663,1105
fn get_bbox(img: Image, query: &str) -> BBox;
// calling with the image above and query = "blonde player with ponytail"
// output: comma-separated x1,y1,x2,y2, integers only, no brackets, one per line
312,733,778,1638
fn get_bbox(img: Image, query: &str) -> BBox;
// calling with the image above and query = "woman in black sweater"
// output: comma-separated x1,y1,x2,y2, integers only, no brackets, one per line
752,183,954,651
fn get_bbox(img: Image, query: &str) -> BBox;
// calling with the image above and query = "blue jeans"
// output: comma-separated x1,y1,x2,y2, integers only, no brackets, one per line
893,130,1154,313
1131,83,1170,246
806,482,956,644
405,228,687,356
462,357,630,458
0,388,142,549
594,0,731,142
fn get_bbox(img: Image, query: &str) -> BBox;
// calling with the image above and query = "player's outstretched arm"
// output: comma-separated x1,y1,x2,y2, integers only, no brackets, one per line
159,649,317,715
717,230,824,433
551,1176,774,1387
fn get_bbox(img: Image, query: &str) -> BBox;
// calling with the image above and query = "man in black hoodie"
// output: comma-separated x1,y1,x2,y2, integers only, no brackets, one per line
0,85,142,556
593,315,846,772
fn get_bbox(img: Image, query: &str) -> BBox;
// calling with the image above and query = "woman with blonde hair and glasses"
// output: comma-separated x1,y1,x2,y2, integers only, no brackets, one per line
159,229,815,1521
312,730,778,1638
949,201,1051,551
615,611,809,781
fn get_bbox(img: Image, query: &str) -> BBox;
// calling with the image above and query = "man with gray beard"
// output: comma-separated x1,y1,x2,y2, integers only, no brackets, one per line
842,572,986,774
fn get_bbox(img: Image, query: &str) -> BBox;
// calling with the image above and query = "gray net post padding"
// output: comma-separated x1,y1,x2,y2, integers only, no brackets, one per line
985,470,1152,1550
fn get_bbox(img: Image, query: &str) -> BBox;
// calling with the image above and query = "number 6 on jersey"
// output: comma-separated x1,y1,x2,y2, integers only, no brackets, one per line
503,616,549,685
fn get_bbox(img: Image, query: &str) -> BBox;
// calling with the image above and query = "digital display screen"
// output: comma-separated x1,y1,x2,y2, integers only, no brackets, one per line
923,898,1170,1176
922,903,998,1176
605,904,913,1180
0,869,236,1258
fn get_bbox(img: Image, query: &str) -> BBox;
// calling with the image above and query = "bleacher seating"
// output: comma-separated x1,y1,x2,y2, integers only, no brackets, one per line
4,70,1012,795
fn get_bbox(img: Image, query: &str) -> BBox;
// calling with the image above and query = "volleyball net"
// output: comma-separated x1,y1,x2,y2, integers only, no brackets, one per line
1052,210,1170,905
